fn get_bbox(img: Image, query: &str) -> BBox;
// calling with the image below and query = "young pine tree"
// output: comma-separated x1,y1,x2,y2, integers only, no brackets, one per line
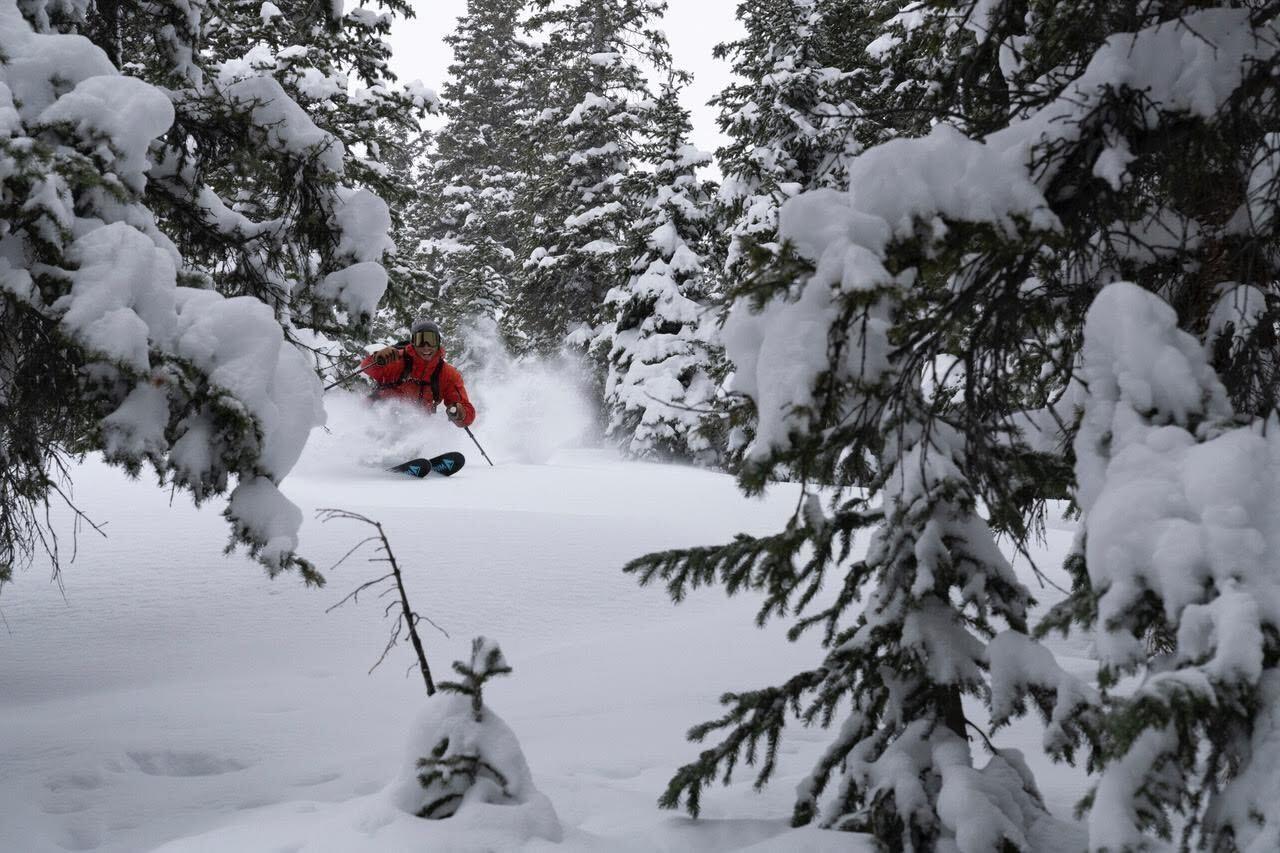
413,638,516,819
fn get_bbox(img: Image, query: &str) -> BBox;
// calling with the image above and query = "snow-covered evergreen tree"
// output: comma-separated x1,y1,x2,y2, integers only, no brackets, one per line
511,0,675,349
391,637,561,841
630,1,1280,848
710,0,875,284
628,162,1078,843
412,638,516,818
1,0,327,583
374,120,436,343
600,84,722,462
75,0,436,354
417,0,533,346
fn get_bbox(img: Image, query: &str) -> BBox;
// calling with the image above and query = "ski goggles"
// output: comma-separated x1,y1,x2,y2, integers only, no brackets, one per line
412,329,440,349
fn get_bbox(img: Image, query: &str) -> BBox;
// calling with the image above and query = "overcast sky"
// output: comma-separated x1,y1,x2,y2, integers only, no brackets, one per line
387,1,744,155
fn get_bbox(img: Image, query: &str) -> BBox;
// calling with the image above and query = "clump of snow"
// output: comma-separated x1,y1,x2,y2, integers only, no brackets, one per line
1074,281,1231,527
59,223,180,372
317,261,387,322
1075,282,1280,847
226,476,306,572
332,187,395,263
100,384,171,461
840,124,1058,241
937,746,1086,853
217,75,345,174
37,75,174,193
0,3,116,118
171,286,325,481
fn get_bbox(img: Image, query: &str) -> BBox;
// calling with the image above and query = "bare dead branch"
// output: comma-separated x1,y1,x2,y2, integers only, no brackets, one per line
317,508,442,696
326,572,395,613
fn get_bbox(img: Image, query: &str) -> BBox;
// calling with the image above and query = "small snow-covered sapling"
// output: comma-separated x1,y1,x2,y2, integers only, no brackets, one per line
414,637,514,819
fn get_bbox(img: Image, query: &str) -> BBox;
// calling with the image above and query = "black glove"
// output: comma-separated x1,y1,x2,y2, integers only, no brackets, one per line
372,346,401,366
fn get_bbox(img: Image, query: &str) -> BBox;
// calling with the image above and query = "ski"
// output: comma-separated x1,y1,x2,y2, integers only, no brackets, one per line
388,452,466,478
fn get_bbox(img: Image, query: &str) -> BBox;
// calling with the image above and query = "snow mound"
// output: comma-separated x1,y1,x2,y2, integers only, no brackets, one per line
389,693,561,842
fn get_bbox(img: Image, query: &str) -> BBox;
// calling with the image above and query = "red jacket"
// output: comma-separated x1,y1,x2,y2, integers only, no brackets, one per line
359,344,476,427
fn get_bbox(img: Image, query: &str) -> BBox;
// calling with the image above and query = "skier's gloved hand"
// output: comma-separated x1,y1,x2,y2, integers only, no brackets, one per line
372,346,401,366
446,404,466,425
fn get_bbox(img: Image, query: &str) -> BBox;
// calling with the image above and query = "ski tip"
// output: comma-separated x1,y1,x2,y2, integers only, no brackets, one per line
388,457,431,477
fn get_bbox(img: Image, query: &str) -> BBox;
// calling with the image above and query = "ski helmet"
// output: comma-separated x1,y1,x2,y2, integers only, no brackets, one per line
410,318,441,349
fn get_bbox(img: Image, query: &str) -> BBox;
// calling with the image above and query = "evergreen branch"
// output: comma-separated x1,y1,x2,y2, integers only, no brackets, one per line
657,668,826,817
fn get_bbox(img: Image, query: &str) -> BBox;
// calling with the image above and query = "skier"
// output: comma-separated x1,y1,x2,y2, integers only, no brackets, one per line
360,318,477,428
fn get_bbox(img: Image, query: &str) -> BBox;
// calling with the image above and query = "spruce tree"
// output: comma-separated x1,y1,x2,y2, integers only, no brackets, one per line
630,0,1280,848
1,2,330,583
710,0,877,285
414,637,515,819
510,0,676,350
77,0,435,355
627,177,1074,842
600,83,722,462
373,120,437,346
418,0,534,348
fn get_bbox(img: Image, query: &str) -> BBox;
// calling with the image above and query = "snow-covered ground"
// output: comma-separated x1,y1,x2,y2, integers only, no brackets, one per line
0,387,1090,852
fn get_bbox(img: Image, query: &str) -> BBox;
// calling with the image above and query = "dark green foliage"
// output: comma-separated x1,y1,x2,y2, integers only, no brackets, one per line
440,637,514,723
654,669,825,820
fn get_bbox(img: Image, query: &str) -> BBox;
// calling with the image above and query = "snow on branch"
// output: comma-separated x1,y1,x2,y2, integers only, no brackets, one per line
0,0,325,582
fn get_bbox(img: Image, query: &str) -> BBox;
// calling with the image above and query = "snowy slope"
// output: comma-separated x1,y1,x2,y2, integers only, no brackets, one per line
0,392,1088,852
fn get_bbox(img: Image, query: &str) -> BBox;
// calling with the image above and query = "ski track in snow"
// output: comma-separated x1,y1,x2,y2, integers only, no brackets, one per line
0,426,1090,852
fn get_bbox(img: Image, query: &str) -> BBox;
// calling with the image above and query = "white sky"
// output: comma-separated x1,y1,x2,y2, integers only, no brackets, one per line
387,0,743,155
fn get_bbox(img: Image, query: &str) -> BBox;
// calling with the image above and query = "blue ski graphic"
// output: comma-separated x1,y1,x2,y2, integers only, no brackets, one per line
389,452,466,478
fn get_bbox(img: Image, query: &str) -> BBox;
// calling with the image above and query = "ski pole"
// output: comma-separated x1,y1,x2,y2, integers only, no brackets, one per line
446,404,494,466
323,365,366,391
448,408,494,467
465,426,495,467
